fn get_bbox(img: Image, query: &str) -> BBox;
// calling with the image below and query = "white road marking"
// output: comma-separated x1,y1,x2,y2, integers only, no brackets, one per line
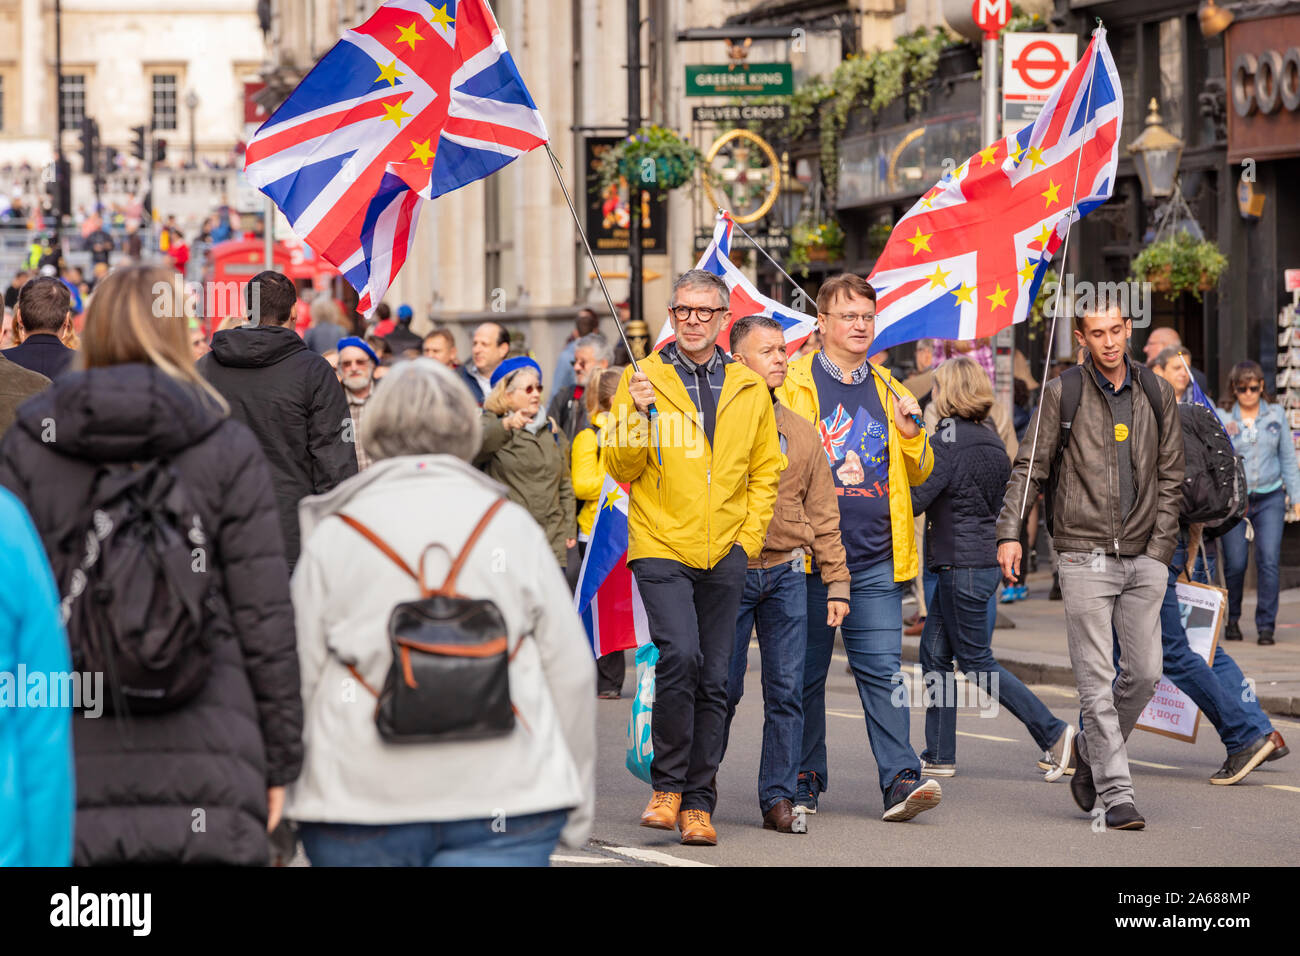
598,844,714,867
550,854,620,864
1129,759,1180,770
1264,784,1300,794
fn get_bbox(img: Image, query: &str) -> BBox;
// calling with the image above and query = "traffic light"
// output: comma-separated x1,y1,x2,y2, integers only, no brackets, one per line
46,157,72,220
101,145,118,174
153,138,167,165
79,117,100,175
130,125,147,161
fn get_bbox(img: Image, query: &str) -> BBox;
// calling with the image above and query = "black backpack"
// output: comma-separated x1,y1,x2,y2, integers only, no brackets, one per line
336,497,525,743
57,461,227,715
1043,363,1165,537
1177,403,1247,538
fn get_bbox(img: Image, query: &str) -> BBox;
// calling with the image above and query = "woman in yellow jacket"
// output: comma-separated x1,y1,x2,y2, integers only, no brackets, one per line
570,365,627,698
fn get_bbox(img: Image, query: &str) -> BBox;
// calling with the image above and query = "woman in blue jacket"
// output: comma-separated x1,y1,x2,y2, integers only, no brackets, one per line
1218,361,1300,645
0,487,73,866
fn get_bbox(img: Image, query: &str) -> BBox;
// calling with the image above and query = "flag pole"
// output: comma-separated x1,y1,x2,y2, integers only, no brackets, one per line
544,142,644,376
1016,22,1103,525
726,207,924,432
544,142,660,462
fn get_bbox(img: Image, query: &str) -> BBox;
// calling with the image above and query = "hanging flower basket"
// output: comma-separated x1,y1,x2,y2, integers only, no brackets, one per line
1129,232,1227,302
596,125,700,195
788,216,846,276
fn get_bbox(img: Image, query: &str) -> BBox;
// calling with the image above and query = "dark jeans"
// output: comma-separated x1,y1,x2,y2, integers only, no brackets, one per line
630,545,748,812
919,566,1066,763
1114,539,1273,756
1221,486,1287,632
297,809,568,867
803,561,920,797
720,562,807,813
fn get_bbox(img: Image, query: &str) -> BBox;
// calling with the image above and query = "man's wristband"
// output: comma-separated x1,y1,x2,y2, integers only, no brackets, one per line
827,597,850,605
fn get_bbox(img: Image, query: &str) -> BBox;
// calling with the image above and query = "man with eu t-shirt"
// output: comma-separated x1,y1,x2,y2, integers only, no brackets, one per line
776,274,942,822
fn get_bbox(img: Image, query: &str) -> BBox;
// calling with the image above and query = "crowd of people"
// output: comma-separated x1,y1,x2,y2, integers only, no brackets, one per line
0,256,1295,865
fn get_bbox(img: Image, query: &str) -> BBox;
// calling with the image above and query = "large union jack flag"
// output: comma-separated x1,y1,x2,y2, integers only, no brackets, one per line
652,210,816,355
244,0,548,315
865,28,1122,354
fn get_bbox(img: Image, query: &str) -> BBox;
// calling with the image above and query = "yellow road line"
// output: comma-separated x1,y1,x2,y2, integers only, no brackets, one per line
1129,759,1180,770
956,730,1018,743
1264,784,1300,794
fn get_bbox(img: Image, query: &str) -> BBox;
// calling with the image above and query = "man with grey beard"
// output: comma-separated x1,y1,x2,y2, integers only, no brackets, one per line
337,337,379,471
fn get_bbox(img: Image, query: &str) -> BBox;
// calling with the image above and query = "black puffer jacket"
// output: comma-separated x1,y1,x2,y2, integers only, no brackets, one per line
198,324,357,566
911,416,1010,569
0,364,302,865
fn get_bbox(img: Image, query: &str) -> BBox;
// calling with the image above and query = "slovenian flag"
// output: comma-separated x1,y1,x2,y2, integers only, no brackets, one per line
652,210,816,355
574,476,650,657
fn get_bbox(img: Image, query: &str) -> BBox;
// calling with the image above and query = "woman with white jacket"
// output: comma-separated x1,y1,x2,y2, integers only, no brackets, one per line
287,359,596,866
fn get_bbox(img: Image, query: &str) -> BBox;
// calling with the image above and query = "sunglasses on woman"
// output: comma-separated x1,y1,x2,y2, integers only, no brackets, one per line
515,384,540,395
1236,383,1262,394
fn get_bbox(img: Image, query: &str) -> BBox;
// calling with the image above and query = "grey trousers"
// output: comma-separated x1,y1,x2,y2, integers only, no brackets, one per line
1057,550,1166,810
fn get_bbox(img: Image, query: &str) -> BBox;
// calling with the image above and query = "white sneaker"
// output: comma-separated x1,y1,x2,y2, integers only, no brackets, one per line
1042,724,1076,782
921,759,956,777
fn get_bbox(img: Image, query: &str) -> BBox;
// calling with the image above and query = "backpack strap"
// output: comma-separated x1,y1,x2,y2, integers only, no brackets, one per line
1057,365,1084,453
435,496,509,597
1133,363,1166,444
336,514,420,583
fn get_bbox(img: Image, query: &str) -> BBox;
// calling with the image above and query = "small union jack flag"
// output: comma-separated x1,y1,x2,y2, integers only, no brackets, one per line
818,404,853,462
244,0,548,316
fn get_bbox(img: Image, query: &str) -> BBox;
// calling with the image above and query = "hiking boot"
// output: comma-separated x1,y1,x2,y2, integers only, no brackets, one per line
639,791,681,829
1105,802,1145,830
762,799,803,834
1043,724,1076,782
1210,735,1276,785
1265,731,1289,762
1224,620,1242,641
921,759,956,777
1069,735,1096,812
881,770,942,822
1257,629,1275,646
794,771,819,814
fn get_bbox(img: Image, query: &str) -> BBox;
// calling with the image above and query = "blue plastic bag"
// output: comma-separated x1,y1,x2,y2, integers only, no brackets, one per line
625,642,658,784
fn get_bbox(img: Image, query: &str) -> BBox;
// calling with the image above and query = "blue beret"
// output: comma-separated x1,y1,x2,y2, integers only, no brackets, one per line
489,355,542,389
336,336,379,366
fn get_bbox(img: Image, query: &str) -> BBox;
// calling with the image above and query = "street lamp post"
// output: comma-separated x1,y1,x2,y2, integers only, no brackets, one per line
185,90,200,169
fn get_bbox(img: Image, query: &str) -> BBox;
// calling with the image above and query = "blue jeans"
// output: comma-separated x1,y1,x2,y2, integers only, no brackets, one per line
1135,541,1273,755
1221,486,1287,632
919,566,1066,763
721,563,807,813
802,561,920,796
297,810,568,867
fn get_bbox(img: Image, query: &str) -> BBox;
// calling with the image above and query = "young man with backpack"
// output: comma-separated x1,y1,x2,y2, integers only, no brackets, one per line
997,306,1184,831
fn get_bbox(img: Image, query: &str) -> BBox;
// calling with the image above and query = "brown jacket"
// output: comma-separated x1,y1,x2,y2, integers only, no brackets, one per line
0,353,50,437
754,403,850,601
995,355,1184,563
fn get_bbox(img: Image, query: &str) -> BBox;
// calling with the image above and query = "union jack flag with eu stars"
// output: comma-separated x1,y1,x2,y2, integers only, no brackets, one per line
244,0,548,316
865,28,1122,355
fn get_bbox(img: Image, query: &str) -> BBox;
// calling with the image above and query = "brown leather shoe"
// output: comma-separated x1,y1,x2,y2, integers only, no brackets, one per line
904,617,926,636
1266,731,1289,762
677,808,718,845
762,798,804,833
640,791,681,830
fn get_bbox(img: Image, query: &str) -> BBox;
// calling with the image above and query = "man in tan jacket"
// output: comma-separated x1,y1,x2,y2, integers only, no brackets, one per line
719,314,850,833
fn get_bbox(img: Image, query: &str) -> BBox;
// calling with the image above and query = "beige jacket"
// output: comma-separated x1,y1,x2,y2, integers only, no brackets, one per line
753,403,850,601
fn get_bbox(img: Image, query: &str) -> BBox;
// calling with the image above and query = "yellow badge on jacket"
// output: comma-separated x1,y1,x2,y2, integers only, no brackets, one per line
1114,423,1129,442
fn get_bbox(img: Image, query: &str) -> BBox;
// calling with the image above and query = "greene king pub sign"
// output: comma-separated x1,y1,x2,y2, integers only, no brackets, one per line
685,63,794,97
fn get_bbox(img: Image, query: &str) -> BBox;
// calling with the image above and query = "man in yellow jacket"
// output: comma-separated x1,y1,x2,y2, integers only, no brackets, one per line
605,270,782,846
776,273,942,823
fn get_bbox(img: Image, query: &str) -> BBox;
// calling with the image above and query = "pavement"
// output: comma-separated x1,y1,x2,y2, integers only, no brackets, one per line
923,569,1300,717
